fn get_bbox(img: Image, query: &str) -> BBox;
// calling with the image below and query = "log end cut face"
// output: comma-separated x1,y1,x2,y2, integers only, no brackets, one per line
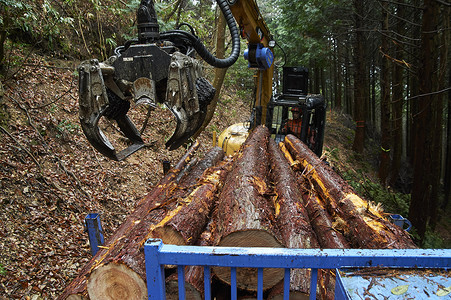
213,230,284,291
87,263,147,300
152,226,186,246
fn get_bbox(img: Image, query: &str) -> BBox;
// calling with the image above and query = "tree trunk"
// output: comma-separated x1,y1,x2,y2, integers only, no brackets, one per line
409,0,439,241
378,0,391,185
352,0,366,153
336,38,343,110
212,126,284,291
165,266,204,300
284,134,416,249
445,71,451,210
389,1,405,187
84,146,227,299
193,8,228,140
429,3,448,228
301,190,350,249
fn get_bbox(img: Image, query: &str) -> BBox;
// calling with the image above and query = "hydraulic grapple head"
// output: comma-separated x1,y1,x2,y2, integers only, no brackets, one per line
78,0,216,160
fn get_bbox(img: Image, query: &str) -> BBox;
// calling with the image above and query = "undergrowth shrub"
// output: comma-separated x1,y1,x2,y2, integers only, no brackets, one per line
341,169,410,217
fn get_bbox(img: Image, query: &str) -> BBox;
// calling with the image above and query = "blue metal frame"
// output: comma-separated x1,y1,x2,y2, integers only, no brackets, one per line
85,213,105,256
145,239,451,300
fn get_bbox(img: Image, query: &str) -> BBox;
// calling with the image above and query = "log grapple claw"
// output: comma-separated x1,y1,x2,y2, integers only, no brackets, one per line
78,59,145,161
165,53,215,150
78,49,215,160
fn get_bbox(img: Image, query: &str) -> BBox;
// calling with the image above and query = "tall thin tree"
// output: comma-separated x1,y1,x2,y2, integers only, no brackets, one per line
409,0,440,240
352,0,366,153
378,0,391,185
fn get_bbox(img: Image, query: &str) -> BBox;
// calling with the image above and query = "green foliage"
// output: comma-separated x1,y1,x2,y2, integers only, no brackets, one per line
56,119,79,137
224,46,255,103
421,229,446,249
341,168,410,217
260,0,351,68
0,263,6,275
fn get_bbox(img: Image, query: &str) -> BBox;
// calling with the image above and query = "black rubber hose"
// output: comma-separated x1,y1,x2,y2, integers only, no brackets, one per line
161,0,240,68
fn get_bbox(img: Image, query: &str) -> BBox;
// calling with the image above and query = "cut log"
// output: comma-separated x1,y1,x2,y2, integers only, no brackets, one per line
164,217,222,300
165,266,204,300
267,139,319,298
301,191,348,300
278,141,301,171
268,139,319,249
212,126,284,291
84,148,228,299
149,146,225,232
267,275,309,300
301,191,350,249
284,134,416,249
151,158,231,245
58,141,200,300
175,146,225,193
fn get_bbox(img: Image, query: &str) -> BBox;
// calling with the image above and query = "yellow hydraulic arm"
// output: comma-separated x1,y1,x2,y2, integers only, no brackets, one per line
217,0,276,155
228,0,275,126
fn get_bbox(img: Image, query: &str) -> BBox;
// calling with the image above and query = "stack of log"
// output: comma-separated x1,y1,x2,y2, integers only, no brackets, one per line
60,126,415,300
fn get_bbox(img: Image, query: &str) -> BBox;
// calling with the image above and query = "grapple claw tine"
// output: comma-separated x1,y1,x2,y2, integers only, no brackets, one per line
78,59,145,161
164,54,215,150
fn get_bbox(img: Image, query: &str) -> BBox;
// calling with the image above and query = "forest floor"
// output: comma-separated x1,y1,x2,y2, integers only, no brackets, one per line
0,53,449,299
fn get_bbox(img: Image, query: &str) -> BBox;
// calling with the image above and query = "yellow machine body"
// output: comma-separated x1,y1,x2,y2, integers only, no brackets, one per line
217,123,250,156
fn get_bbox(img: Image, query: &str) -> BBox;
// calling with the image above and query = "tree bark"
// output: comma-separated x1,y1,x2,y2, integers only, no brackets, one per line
301,190,350,249
58,141,200,299
284,134,416,249
409,0,439,241
213,126,284,291
352,0,366,153
389,0,405,187
164,218,220,300
445,70,451,210
268,138,319,297
151,157,231,245
378,0,391,185
165,266,204,300
84,147,226,299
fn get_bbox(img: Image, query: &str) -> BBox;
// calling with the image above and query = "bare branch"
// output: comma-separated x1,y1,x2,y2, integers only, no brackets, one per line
0,125,42,172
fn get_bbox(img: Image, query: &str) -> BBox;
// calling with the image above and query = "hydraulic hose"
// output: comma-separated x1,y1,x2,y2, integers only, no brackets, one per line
161,0,240,68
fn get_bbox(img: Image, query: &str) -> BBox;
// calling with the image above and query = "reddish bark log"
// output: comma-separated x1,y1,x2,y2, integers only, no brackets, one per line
155,146,224,213
213,126,284,291
301,191,349,249
284,134,416,249
268,139,319,298
164,217,222,300
83,147,227,299
165,266,204,300
301,191,349,300
59,141,201,299
268,139,318,249
151,158,231,245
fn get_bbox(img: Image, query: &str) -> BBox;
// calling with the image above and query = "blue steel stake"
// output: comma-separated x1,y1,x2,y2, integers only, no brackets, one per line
85,213,105,256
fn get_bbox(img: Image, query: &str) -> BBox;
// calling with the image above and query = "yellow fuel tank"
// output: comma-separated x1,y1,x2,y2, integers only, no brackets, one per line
217,123,250,156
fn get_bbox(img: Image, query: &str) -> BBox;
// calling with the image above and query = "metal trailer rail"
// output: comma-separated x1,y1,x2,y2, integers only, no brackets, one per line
144,239,451,300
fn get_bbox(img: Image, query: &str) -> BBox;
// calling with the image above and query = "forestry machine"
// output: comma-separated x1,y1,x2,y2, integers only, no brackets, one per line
78,0,326,161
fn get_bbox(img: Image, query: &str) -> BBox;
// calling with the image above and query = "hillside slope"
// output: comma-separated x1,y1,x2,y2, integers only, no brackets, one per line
0,54,250,298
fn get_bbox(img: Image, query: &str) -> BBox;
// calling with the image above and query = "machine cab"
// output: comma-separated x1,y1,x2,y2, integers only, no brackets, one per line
265,67,326,157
